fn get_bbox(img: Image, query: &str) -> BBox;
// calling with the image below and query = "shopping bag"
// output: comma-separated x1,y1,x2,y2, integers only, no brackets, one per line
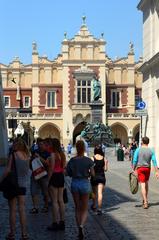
32,157,47,180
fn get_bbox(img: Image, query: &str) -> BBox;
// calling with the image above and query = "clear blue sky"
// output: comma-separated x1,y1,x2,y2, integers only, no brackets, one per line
0,0,142,64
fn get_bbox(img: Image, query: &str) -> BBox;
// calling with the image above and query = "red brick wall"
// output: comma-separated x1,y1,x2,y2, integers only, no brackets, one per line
3,89,19,108
20,89,32,108
106,86,128,113
68,66,78,105
3,89,32,108
38,85,63,114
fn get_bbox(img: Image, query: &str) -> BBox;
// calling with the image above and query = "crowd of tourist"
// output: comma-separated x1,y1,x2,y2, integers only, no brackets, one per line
0,137,109,240
0,135,159,239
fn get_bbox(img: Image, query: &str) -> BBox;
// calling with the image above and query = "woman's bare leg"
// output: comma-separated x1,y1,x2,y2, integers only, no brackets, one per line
92,186,97,208
17,195,27,235
97,184,104,209
79,194,89,226
8,198,17,235
58,188,65,221
49,186,59,223
72,192,81,226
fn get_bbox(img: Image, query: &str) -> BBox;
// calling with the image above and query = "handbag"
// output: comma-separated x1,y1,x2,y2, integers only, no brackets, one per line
32,157,47,180
63,187,68,204
129,171,138,194
0,153,19,200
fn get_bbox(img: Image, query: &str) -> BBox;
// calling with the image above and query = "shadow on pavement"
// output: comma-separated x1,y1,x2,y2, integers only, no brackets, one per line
104,187,137,209
88,187,138,240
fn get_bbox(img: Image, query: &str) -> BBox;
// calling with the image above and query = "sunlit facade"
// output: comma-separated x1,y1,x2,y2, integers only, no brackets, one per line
0,18,142,147
138,0,159,157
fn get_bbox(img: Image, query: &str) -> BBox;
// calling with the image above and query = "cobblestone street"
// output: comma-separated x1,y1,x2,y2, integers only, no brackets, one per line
1,149,159,239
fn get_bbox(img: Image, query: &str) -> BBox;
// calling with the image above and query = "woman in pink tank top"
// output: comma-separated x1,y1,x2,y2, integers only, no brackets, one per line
47,138,66,231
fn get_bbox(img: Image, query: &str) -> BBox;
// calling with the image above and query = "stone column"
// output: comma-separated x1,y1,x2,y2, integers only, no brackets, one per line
89,100,104,123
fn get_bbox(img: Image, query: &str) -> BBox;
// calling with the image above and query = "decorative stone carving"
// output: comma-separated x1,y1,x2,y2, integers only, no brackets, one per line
32,42,37,53
64,32,67,39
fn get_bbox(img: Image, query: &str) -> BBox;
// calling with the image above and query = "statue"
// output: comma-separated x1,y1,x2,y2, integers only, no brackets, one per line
80,123,91,138
129,42,134,54
93,122,101,137
79,121,114,146
92,75,101,101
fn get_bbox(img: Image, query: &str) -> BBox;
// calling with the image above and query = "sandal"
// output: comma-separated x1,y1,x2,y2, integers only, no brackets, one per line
5,233,15,240
143,201,149,209
41,206,48,213
20,233,29,240
29,208,39,214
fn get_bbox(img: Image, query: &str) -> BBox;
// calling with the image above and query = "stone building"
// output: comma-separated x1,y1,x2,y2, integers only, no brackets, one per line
138,0,159,156
0,72,8,163
0,17,142,147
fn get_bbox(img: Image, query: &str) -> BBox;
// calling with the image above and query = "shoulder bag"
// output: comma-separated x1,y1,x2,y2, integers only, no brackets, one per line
0,152,20,200
129,171,138,194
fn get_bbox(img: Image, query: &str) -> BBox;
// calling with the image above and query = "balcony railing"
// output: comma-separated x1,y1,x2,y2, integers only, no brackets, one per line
6,113,63,120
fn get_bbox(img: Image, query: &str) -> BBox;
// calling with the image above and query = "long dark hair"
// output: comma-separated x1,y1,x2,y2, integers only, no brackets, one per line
51,138,66,167
94,146,104,157
76,140,85,156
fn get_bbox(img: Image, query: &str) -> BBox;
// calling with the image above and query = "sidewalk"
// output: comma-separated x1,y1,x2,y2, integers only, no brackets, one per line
1,149,159,239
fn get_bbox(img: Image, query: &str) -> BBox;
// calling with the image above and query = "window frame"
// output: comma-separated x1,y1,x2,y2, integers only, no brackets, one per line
4,96,10,108
110,89,121,108
76,79,91,104
46,90,57,109
23,96,31,108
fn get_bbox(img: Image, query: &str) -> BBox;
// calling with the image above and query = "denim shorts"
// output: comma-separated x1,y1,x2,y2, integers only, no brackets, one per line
71,178,91,195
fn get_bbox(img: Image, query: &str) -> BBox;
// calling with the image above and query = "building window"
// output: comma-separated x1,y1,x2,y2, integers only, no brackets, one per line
111,90,121,108
23,96,30,108
4,96,10,108
76,80,91,104
46,91,56,108
135,95,142,110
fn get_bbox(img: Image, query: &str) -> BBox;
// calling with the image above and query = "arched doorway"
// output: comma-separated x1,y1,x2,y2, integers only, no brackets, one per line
73,121,87,144
38,123,60,139
133,124,140,144
111,123,128,146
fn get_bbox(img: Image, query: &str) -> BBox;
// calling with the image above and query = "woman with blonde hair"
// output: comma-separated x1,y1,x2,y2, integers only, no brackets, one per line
67,140,94,239
0,138,30,240
47,138,66,231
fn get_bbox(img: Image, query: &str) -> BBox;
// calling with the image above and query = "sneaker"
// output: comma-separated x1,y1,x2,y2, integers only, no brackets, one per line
41,207,48,213
78,226,84,240
97,209,102,215
20,233,29,240
91,204,97,211
58,221,65,230
5,233,15,240
47,222,59,231
29,208,39,214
